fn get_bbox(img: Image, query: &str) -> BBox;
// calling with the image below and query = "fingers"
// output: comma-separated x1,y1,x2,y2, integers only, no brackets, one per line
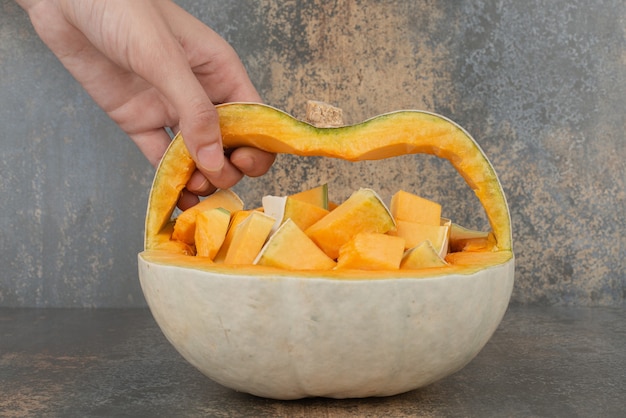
186,170,214,196
177,189,200,211
229,147,277,178
184,146,276,199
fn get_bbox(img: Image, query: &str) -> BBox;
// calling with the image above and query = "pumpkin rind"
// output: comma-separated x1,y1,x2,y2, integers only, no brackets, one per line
138,255,514,399
144,103,512,254
216,104,512,252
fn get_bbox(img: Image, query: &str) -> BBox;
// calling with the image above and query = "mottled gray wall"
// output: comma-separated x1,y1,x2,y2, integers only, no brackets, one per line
1,0,624,307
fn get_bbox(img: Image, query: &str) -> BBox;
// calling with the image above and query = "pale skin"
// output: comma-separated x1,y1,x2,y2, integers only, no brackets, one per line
16,0,275,209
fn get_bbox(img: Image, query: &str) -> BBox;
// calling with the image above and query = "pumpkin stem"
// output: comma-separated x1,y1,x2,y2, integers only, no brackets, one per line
305,100,344,127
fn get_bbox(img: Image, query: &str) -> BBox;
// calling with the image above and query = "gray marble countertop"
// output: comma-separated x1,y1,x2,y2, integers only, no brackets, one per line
1,306,624,417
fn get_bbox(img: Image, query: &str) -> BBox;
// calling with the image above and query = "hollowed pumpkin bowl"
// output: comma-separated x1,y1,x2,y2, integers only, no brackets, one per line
138,103,514,400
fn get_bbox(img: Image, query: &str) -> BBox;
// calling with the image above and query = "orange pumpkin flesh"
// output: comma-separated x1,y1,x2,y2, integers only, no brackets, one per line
222,211,275,265
194,208,230,260
304,188,396,260
172,189,243,245
143,103,512,277
336,233,406,270
390,190,442,225
262,195,329,233
212,210,253,263
255,219,337,270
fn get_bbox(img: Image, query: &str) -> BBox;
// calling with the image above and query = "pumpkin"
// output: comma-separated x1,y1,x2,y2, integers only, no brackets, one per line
138,103,514,399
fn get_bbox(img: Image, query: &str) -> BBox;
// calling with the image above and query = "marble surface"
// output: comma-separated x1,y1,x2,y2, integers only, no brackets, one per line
1,306,624,417
1,1,625,307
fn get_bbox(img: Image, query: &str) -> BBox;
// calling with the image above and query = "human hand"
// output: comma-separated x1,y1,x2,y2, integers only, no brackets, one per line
18,0,275,209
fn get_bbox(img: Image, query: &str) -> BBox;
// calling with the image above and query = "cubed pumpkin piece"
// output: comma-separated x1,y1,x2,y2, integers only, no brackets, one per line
223,211,276,265
150,222,196,255
194,208,231,260
290,183,329,209
255,219,336,270
172,189,244,245
336,233,405,270
400,240,448,270
213,210,252,263
305,188,395,259
449,223,496,252
452,233,496,252
153,238,196,256
390,190,441,226
263,195,330,234
388,219,450,258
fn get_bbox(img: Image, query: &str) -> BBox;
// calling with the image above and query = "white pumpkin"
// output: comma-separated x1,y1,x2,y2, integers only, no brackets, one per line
138,104,514,399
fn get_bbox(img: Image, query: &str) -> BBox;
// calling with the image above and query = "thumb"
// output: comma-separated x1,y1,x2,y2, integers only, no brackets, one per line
177,99,225,175
133,31,226,177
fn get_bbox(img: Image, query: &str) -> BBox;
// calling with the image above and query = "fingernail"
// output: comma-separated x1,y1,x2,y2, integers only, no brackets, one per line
197,143,224,173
